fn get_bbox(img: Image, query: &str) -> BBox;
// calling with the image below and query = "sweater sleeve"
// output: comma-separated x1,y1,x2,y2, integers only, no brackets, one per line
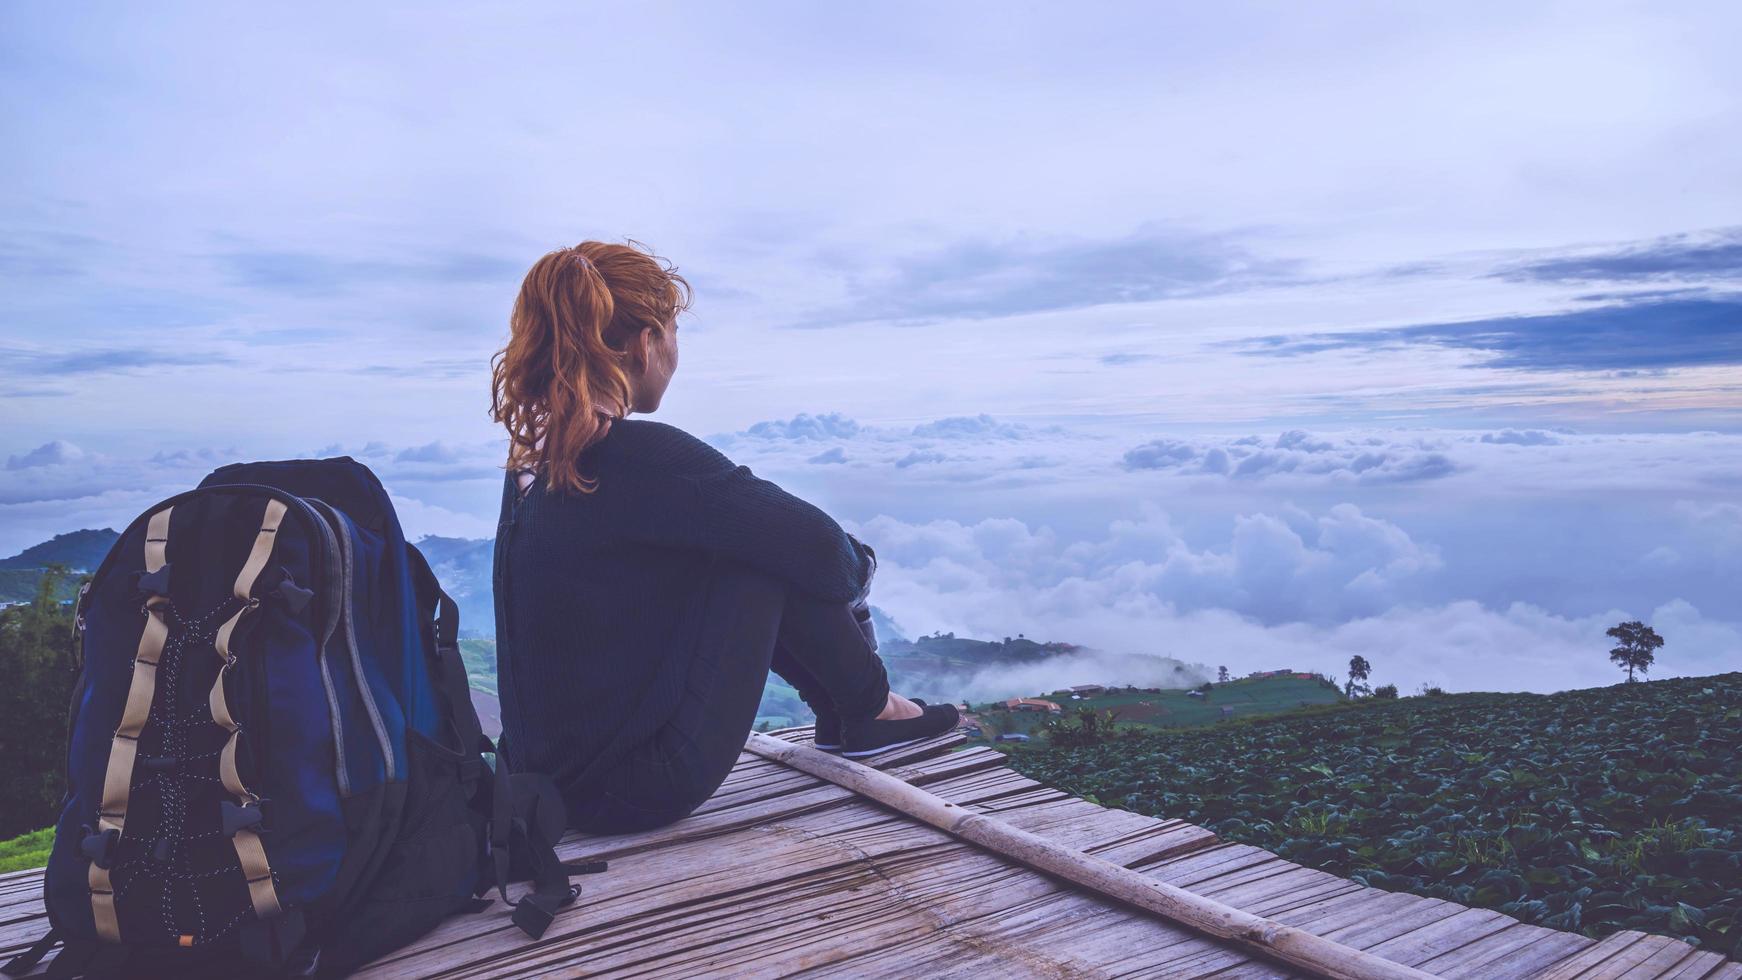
626,461,874,603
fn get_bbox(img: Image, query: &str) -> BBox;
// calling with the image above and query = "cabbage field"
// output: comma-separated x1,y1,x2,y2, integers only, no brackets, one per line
1009,671,1742,957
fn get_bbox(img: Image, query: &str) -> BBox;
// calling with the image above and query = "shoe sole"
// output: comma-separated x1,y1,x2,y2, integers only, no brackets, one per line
839,734,930,758
814,742,842,751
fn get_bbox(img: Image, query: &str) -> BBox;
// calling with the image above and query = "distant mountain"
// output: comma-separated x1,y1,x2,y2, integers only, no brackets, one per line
0,529,119,572
412,536,496,637
869,605,907,644
881,632,1076,667
0,529,119,603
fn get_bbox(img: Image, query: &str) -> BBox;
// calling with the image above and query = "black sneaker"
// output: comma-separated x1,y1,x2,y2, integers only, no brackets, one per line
812,699,925,753
812,703,843,752
840,701,959,758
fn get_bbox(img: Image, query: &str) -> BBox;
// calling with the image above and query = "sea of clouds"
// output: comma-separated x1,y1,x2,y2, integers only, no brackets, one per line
6,412,1737,698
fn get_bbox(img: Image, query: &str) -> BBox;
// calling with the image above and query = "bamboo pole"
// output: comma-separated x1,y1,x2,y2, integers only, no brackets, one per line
744,731,1439,980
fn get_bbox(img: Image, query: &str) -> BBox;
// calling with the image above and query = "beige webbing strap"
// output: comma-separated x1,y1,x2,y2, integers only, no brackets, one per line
233,828,278,917
88,506,174,942
208,498,287,921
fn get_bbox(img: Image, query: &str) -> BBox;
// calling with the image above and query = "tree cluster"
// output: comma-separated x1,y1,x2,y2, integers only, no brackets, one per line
0,566,81,839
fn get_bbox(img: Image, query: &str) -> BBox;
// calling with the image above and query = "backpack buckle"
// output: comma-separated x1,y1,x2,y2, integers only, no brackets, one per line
133,564,172,600
222,800,265,837
273,568,315,614
79,826,120,870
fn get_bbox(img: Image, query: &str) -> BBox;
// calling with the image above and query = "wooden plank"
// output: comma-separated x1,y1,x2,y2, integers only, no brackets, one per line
1444,931,1597,980
568,794,1212,978
359,765,1122,979
588,845,1100,974
710,808,1261,979
1192,961,1310,979
1648,948,1738,980
1317,897,1467,951
1185,856,1295,895
356,811,945,978
1358,906,1519,965
1571,934,1699,980
1228,874,1366,918
434,793,1220,979
1200,862,1343,902
789,865,1226,980
1274,889,1428,937
1604,937,1709,980
489,852,983,979
1413,922,1562,977
535,739,1011,864
1530,930,1658,980
0,881,45,916
1142,843,1287,889
1119,938,1301,979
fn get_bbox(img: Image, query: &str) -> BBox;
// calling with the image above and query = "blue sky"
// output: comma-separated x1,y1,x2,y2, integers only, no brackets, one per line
3,2,1739,695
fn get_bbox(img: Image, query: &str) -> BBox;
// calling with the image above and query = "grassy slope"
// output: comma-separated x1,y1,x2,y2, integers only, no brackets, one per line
0,828,52,874
968,675,1343,741
1057,675,1342,727
1009,671,1742,956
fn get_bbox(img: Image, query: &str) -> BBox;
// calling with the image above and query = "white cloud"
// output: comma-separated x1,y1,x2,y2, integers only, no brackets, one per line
726,412,863,443
851,499,1442,636
6,440,88,470
910,414,1051,441
1481,428,1561,446
853,503,1739,697
1122,429,1464,485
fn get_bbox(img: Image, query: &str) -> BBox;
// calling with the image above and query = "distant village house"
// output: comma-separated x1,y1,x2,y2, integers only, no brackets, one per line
1003,697,1062,714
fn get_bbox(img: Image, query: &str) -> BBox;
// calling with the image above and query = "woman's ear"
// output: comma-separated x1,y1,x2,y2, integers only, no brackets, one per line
632,326,654,373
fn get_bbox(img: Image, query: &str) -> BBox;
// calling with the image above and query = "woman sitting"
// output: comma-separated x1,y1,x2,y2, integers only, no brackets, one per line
487,239,960,834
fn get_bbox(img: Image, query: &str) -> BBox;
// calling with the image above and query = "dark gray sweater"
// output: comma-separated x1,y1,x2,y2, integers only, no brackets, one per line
491,418,874,791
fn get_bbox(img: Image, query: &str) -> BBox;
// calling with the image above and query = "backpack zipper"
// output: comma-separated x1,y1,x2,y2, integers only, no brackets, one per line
305,498,397,784
288,496,353,797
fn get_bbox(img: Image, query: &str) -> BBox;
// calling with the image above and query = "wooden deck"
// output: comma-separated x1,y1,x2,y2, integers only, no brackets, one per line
3,725,1738,978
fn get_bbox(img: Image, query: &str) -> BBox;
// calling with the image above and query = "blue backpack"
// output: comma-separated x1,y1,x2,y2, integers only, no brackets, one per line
9,457,601,978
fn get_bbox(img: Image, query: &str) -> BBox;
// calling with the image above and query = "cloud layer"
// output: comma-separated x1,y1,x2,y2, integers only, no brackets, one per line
1223,294,1742,372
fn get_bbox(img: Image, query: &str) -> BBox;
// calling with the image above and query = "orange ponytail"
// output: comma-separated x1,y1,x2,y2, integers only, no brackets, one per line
490,239,692,494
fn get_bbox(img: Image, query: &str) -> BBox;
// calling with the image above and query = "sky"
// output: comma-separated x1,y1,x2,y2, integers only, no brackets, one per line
3,1,1739,696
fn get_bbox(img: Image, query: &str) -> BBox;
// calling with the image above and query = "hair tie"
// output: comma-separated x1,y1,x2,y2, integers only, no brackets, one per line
573,253,595,272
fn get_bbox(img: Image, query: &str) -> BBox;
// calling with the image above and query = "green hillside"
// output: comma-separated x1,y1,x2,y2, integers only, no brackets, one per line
0,528,118,571
1009,671,1742,957
967,673,1343,741
880,631,1078,666
0,529,118,603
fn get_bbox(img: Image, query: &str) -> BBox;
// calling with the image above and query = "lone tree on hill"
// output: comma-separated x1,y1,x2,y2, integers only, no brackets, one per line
1345,655,1372,698
1606,620,1664,682
1217,665,1229,682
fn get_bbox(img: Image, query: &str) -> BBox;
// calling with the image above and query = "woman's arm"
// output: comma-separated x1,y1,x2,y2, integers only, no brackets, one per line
626,461,875,603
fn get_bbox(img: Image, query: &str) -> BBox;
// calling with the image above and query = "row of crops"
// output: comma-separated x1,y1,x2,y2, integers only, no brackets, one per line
1008,671,1742,957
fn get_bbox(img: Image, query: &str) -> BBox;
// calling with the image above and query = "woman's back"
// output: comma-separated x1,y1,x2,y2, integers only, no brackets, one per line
492,417,874,795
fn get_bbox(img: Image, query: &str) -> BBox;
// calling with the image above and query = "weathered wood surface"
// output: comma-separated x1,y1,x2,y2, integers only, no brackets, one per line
744,732,1436,980
3,726,1737,978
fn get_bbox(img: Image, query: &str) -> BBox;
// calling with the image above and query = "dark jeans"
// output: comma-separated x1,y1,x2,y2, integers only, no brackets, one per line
565,556,891,834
